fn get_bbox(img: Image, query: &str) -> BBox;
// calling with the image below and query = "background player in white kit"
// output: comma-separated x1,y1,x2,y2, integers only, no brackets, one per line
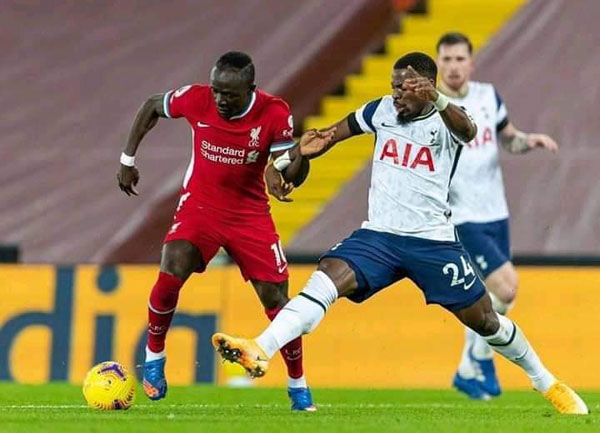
436,32,559,400
213,52,587,415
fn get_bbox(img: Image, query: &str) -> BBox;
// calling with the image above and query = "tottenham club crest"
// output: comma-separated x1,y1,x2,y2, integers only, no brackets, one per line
249,126,262,147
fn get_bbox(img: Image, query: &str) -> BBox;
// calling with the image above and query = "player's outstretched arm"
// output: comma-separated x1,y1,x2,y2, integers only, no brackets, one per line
437,102,477,143
403,66,476,142
117,94,168,196
305,119,356,160
272,128,336,185
265,127,337,201
499,122,559,154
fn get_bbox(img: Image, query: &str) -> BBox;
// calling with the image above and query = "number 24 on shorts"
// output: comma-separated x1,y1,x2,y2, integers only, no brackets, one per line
443,256,476,290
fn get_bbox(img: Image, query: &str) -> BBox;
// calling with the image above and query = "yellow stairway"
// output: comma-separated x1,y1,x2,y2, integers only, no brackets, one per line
272,0,526,245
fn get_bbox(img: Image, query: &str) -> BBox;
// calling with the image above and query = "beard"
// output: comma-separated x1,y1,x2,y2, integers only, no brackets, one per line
396,112,412,125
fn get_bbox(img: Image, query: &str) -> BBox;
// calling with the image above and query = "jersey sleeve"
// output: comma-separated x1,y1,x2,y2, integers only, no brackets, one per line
442,106,473,147
163,84,197,119
494,88,509,132
353,98,382,134
268,102,296,153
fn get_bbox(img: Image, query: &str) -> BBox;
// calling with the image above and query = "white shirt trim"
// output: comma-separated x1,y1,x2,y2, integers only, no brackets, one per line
163,91,173,118
270,141,296,153
230,91,257,119
355,104,375,134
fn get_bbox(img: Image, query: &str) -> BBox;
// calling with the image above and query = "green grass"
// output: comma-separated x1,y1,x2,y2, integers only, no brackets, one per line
0,384,598,433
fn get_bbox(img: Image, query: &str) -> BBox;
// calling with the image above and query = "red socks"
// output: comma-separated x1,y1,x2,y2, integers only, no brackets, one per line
265,306,304,379
147,272,185,353
147,272,305,382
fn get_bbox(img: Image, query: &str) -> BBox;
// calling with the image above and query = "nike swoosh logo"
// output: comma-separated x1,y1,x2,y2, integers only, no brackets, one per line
464,278,476,290
278,264,288,273
197,121,210,128
381,122,397,128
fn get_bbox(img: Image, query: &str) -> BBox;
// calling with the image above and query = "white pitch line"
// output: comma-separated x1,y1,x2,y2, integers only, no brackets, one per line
0,403,557,410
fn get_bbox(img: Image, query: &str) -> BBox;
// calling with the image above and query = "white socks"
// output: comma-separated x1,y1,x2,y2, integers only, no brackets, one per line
457,327,480,379
145,346,166,362
288,375,308,389
256,271,338,358
482,314,555,392
459,292,512,370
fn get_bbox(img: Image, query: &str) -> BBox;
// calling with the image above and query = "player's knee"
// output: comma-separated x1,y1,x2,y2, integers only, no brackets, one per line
317,258,356,298
161,242,199,280
254,281,289,310
470,310,499,337
496,269,519,306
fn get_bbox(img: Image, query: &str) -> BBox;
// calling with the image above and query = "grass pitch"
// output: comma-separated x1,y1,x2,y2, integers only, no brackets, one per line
0,384,597,433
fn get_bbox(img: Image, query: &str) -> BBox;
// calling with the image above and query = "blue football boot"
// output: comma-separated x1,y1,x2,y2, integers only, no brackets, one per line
288,387,317,412
452,373,490,400
469,351,501,397
143,357,167,400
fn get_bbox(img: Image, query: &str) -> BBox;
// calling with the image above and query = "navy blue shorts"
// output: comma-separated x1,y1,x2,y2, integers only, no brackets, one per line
321,229,486,312
455,218,511,279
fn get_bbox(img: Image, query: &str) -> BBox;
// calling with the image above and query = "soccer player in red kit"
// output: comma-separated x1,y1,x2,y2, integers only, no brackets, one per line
117,51,333,411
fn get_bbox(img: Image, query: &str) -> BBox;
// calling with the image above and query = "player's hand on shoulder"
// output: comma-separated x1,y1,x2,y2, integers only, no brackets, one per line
402,65,437,102
117,165,140,196
299,127,336,157
527,133,559,153
265,164,294,202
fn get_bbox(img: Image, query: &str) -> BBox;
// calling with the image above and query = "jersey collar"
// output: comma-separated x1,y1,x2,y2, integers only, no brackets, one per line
230,91,257,120
412,107,437,121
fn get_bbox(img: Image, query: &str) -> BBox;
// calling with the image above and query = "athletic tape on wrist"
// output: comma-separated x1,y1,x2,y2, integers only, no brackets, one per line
120,152,135,167
273,150,292,171
433,93,449,111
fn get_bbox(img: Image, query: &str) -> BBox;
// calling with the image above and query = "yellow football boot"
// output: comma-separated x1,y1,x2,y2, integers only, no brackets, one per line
542,382,589,414
212,333,269,378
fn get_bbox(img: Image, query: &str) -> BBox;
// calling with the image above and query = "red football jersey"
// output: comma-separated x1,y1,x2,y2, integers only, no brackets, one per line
164,84,295,214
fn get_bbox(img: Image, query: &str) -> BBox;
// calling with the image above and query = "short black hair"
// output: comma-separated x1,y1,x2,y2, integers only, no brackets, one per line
394,52,437,81
436,32,473,54
215,51,255,85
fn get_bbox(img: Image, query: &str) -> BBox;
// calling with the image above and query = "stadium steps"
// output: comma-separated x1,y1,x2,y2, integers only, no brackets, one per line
271,0,526,245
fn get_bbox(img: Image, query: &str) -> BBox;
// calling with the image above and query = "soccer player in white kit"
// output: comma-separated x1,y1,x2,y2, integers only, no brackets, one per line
212,52,586,414
435,32,559,400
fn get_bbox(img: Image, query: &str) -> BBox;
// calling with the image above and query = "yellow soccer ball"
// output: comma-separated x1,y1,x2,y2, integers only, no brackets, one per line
83,361,136,410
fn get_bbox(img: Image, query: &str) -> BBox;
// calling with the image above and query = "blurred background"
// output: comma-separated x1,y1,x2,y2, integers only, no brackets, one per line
1,0,599,389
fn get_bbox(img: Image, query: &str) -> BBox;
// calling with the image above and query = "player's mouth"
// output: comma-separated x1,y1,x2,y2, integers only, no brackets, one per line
217,106,231,117
394,101,407,113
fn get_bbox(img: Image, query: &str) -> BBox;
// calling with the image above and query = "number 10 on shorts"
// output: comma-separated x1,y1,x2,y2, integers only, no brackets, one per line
271,241,288,273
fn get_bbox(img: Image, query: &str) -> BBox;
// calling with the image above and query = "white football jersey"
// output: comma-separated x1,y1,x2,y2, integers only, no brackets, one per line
354,96,463,242
445,81,510,225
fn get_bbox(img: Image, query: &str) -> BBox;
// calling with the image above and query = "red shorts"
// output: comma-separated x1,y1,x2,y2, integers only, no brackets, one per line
164,200,288,283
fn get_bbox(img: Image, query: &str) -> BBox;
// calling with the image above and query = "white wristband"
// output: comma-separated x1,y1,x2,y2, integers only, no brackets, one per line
120,152,135,167
433,93,449,111
273,150,292,171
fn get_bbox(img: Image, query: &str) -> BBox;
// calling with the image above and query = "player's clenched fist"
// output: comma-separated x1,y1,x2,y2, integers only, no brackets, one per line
117,165,140,196
402,65,438,102
265,164,294,202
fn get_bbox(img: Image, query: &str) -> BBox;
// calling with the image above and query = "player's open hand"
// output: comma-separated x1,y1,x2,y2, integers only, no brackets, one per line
402,65,438,102
527,133,559,153
299,127,336,157
117,165,140,196
265,164,294,202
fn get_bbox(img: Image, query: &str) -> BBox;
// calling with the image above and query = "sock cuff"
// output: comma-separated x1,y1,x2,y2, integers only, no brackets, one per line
158,271,185,286
483,314,515,346
302,270,338,311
